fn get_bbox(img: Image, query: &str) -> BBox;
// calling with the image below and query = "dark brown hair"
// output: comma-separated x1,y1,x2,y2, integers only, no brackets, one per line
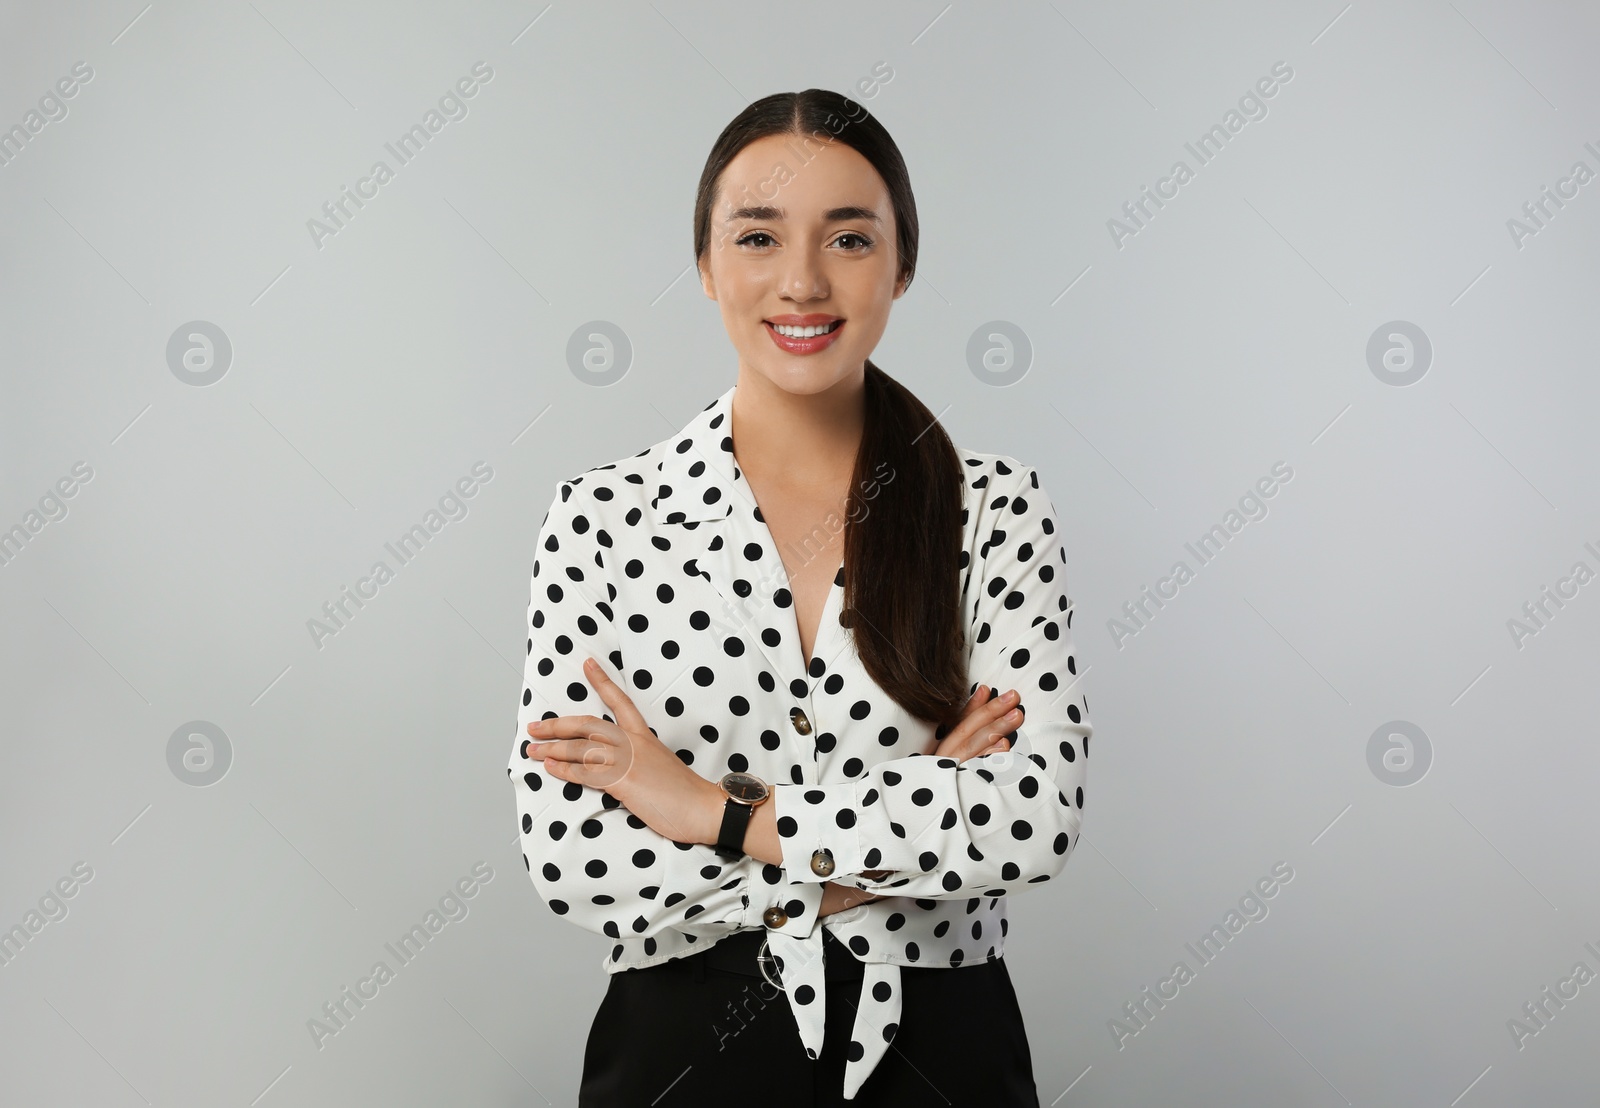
692,89,968,732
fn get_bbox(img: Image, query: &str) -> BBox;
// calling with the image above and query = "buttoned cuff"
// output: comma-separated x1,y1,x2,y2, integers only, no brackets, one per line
772,782,867,886
740,864,825,936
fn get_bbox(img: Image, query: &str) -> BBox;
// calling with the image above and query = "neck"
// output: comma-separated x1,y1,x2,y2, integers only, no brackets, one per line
729,369,866,489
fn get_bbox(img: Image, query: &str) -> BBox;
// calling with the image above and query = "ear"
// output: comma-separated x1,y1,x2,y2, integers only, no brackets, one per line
697,253,717,301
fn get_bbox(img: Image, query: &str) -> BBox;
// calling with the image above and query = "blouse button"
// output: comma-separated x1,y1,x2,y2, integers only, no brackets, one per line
790,708,812,735
809,849,836,877
762,905,788,928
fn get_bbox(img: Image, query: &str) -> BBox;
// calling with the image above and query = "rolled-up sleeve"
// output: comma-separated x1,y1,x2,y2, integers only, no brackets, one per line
771,462,1090,899
508,479,822,951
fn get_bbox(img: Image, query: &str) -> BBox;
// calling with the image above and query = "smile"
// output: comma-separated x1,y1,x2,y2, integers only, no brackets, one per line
764,319,845,354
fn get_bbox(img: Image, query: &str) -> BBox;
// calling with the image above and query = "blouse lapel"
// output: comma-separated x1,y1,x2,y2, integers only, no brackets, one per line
652,386,813,693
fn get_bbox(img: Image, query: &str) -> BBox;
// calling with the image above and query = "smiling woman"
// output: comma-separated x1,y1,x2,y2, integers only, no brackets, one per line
509,88,1089,1107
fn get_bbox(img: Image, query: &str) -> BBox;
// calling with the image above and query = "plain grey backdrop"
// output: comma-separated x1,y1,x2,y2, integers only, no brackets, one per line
3,1,1597,1104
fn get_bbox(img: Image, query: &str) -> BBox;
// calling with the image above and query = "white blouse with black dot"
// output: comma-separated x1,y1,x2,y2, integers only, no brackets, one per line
508,384,1091,1099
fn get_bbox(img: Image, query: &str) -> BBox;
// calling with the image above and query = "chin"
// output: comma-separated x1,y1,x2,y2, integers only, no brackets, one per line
750,360,856,398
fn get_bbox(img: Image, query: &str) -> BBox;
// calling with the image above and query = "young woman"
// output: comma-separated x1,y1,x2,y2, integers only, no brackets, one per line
509,88,1091,1106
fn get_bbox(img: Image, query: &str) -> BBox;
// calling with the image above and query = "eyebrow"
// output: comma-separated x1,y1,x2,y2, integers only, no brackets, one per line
723,205,883,226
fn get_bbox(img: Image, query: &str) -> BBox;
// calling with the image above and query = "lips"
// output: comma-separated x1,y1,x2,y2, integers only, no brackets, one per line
764,318,846,355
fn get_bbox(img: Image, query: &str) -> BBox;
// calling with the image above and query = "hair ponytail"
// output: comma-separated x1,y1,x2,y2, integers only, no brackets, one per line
842,360,968,730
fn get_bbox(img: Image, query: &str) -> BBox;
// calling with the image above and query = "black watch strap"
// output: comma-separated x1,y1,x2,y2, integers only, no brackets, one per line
715,797,754,860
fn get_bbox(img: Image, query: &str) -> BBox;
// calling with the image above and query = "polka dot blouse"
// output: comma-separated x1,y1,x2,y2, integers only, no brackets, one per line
508,384,1091,1099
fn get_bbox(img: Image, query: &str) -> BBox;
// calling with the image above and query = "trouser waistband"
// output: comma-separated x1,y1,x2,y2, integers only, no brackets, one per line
699,927,865,982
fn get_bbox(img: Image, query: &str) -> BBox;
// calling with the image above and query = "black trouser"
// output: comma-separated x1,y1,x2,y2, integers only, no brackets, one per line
578,928,1040,1106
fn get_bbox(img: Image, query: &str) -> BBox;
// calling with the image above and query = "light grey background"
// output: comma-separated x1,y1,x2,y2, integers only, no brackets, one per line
2,1,1596,1105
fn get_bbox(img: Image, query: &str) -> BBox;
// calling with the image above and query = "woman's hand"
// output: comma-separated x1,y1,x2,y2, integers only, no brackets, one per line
925,683,1024,761
523,656,722,846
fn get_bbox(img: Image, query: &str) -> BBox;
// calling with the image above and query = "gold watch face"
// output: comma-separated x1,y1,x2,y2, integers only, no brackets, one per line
721,771,769,804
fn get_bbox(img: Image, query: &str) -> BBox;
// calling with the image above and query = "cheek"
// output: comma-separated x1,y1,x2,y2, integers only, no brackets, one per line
714,261,765,303
840,311,888,349
719,290,765,334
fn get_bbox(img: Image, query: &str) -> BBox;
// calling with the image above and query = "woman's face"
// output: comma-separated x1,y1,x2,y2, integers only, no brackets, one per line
698,132,907,399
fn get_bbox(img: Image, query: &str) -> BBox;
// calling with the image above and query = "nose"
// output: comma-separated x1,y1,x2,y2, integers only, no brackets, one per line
780,245,828,302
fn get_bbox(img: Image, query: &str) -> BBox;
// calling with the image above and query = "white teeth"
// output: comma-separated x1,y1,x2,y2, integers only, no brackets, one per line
771,321,840,338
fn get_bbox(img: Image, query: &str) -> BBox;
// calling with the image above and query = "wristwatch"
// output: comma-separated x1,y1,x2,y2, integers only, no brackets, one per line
714,771,771,860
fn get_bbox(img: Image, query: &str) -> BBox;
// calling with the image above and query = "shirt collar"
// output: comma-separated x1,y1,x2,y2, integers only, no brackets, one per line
650,384,743,525
646,382,843,687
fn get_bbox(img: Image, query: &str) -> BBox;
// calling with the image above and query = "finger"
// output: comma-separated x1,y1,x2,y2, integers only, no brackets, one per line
543,755,596,787
527,714,609,740
540,735,627,785
939,685,989,738
971,733,1011,760
985,696,1023,737
966,708,1023,756
951,697,1021,750
940,723,1002,764
960,686,1017,728
523,737,599,763
580,657,650,732
987,688,1021,714
934,688,1020,760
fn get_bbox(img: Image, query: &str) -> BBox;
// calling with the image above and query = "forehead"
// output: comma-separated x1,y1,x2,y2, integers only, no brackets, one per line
716,133,889,219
